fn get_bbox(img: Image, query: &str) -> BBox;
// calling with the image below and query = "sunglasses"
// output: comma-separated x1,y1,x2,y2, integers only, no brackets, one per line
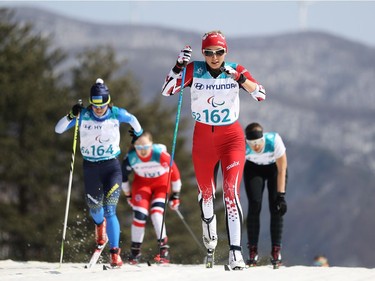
134,144,151,150
203,48,226,57
92,104,108,109
247,138,264,146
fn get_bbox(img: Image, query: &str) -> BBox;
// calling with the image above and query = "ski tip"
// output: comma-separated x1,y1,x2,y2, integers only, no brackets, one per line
224,264,231,271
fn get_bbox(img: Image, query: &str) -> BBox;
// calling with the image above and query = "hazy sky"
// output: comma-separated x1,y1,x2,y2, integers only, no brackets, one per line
3,1,375,47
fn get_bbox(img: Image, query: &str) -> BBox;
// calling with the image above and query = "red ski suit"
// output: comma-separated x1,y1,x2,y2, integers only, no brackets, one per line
122,144,181,243
161,60,264,248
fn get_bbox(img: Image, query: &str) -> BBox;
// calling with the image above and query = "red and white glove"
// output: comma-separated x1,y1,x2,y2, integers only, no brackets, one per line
251,84,266,101
125,193,133,207
220,65,240,80
121,182,133,207
177,45,192,65
168,192,180,210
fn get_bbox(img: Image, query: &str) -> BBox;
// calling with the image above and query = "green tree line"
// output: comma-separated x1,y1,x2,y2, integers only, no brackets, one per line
0,9,233,264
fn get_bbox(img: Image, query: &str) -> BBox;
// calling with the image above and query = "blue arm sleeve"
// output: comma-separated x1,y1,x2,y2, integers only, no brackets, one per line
117,108,142,135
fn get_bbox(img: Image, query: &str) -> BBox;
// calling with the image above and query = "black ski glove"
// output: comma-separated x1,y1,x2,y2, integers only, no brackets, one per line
129,128,139,144
68,103,84,120
275,192,287,216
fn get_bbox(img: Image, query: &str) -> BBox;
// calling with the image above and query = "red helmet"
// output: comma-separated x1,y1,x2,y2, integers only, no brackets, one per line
202,32,227,52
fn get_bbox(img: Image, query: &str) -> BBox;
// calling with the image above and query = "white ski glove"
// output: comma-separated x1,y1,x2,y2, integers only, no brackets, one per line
177,45,192,65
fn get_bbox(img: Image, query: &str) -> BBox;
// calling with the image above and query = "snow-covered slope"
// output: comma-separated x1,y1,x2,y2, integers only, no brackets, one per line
1,260,375,281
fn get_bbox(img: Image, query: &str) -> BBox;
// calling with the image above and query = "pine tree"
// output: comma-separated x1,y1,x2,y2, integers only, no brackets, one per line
0,8,202,263
0,9,70,260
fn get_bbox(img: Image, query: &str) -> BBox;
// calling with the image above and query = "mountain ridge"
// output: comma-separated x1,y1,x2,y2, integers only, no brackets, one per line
9,6,375,267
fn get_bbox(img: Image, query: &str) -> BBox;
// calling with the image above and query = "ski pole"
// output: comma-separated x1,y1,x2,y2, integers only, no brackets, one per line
174,209,206,253
158,66,187,251
59,99,82,266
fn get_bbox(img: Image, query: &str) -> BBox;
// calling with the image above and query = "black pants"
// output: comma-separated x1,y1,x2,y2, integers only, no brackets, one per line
83,158,122,213
243,161,287,247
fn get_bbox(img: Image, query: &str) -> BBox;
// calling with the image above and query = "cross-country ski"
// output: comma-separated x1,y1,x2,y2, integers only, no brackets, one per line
84,241,108,269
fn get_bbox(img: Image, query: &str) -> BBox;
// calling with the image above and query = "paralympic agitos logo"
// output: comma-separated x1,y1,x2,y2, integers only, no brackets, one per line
207,96,225,107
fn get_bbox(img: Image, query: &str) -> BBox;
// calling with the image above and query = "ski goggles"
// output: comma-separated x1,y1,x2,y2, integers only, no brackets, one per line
203,48,226,57
92,104,108,109
134,144,151,150
246,138,264,146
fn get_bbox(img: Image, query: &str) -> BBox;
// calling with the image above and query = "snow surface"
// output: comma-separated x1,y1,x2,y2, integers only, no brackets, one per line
1,260,375,281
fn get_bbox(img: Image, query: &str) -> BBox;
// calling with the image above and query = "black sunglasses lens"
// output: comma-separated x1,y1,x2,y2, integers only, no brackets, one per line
204,50,214,56
204,49,225,57
216,49,225,56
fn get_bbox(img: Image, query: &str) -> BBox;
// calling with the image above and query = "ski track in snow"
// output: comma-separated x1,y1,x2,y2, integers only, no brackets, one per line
1,260,375,281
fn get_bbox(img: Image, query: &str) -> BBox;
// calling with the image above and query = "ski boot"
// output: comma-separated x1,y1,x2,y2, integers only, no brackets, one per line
271,245,282,269
128,242,142,265
109,247,123,267
202,215,218,268
95,218,108,246
202,215,218,248
246,245,259,267
128,253,141,265
154,238,170,264
205,249,215,268
228,247,246,270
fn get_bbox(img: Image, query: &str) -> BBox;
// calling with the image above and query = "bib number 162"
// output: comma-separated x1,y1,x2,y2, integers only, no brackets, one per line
192,109,230,124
